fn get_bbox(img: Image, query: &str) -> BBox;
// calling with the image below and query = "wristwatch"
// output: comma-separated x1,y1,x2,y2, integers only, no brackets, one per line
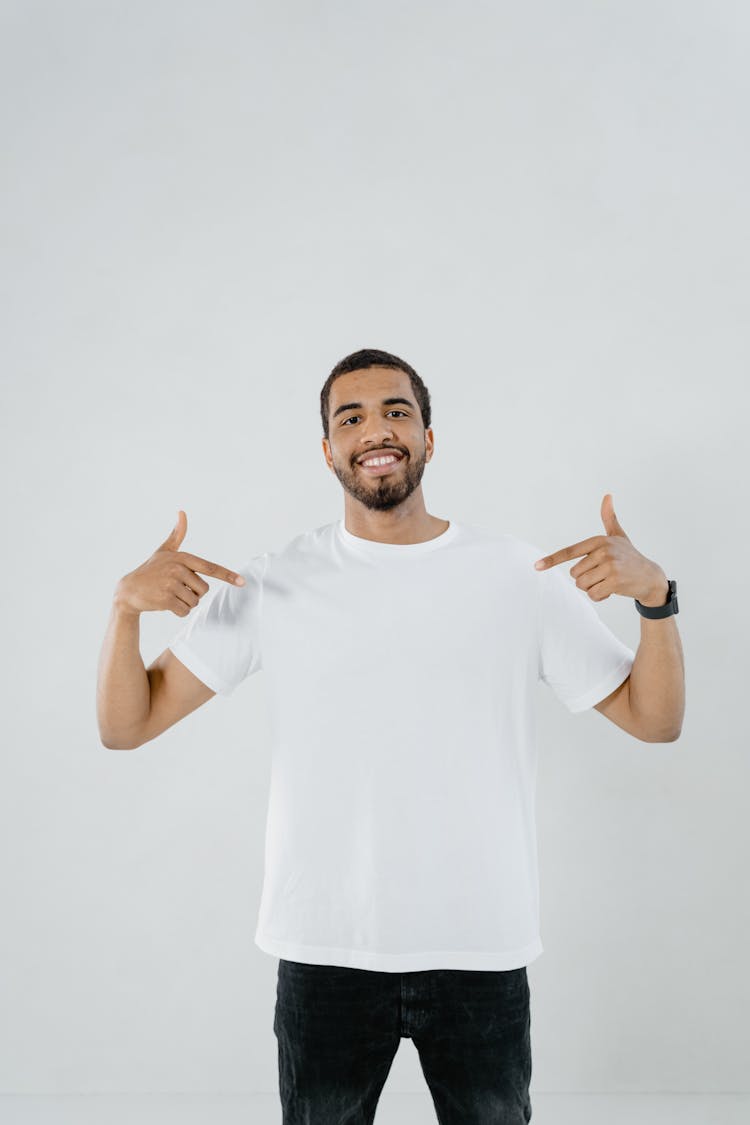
635,578,678,618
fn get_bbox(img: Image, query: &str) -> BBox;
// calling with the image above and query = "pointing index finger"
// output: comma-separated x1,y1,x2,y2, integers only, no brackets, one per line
179,552,245,586
534,535,604,570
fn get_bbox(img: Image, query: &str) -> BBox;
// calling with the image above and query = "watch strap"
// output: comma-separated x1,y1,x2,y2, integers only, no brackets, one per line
635,578,678,618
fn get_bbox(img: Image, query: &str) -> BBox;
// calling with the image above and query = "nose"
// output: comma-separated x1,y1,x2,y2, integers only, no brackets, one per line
359,421,395,452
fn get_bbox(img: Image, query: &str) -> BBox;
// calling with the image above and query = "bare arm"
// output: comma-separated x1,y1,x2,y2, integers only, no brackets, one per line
96,597,151,749
627,597,685,741
593,574,683,742
96,594,216,750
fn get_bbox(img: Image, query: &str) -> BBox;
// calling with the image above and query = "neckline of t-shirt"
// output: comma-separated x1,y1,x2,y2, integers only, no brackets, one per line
336,518,459,556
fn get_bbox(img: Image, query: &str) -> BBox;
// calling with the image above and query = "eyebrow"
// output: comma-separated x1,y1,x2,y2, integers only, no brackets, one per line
332,396,415,420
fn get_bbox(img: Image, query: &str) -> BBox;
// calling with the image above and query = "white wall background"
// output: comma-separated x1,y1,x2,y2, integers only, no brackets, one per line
1,0,745,1099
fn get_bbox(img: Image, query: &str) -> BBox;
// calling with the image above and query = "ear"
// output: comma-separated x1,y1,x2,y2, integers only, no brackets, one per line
424,427,435,461
321,436,334,471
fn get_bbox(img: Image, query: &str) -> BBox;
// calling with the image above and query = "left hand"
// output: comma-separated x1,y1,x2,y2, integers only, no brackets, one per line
533,494,669,606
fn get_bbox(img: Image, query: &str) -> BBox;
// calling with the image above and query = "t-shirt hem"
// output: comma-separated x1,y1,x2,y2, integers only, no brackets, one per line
566,655,634,714
254,930,543,971
168,642,234,697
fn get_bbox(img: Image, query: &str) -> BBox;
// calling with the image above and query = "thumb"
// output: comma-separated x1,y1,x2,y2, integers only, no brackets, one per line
601,493,628,539
158,509,187,552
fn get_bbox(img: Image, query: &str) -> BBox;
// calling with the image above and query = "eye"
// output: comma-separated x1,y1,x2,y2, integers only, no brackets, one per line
341,411,408,426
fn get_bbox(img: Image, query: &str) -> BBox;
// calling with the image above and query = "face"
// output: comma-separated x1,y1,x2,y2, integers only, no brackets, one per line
322,366,435,512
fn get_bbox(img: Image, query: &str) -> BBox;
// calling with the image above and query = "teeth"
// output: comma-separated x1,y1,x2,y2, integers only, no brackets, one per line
362,455,398,467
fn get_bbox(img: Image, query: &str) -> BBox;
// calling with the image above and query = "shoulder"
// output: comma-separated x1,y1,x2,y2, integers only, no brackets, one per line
259,521,339,575
455,522,544,566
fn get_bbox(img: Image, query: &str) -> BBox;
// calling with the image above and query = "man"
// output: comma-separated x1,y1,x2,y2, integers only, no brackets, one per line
97,347,684,1124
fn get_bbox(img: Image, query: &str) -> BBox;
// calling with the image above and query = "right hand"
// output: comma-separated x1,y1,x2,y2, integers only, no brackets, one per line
114,511,246,617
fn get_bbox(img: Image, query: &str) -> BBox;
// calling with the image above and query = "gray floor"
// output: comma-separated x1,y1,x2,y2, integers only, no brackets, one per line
0,1093,748,1124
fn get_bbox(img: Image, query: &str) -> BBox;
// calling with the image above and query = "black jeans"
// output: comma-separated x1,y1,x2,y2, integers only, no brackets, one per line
273,958,532,1124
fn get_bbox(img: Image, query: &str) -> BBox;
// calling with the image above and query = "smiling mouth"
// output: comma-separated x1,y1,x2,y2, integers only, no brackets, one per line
358,454,405,476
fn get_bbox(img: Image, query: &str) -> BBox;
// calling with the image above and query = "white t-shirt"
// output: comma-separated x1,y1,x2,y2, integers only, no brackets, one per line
167,518,634,972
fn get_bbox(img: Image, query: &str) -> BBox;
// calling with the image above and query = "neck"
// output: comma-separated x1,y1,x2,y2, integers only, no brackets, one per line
343,500,449,545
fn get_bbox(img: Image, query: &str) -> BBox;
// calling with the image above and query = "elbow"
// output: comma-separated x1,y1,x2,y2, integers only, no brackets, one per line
644,726,682,744
633,705,684,744
99,733,139,750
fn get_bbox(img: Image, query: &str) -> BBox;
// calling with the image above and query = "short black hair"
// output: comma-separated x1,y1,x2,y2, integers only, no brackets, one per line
320,348,432,440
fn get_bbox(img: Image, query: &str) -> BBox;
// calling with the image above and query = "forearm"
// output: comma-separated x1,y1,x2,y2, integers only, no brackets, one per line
629,579,685,741
96,593,151,749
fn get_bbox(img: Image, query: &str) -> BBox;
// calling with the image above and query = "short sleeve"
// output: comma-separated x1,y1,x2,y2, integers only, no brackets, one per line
537,561,635,713
167,553,267,697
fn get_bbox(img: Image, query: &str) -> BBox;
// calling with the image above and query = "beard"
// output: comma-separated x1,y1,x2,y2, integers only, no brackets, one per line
332,449,427,511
